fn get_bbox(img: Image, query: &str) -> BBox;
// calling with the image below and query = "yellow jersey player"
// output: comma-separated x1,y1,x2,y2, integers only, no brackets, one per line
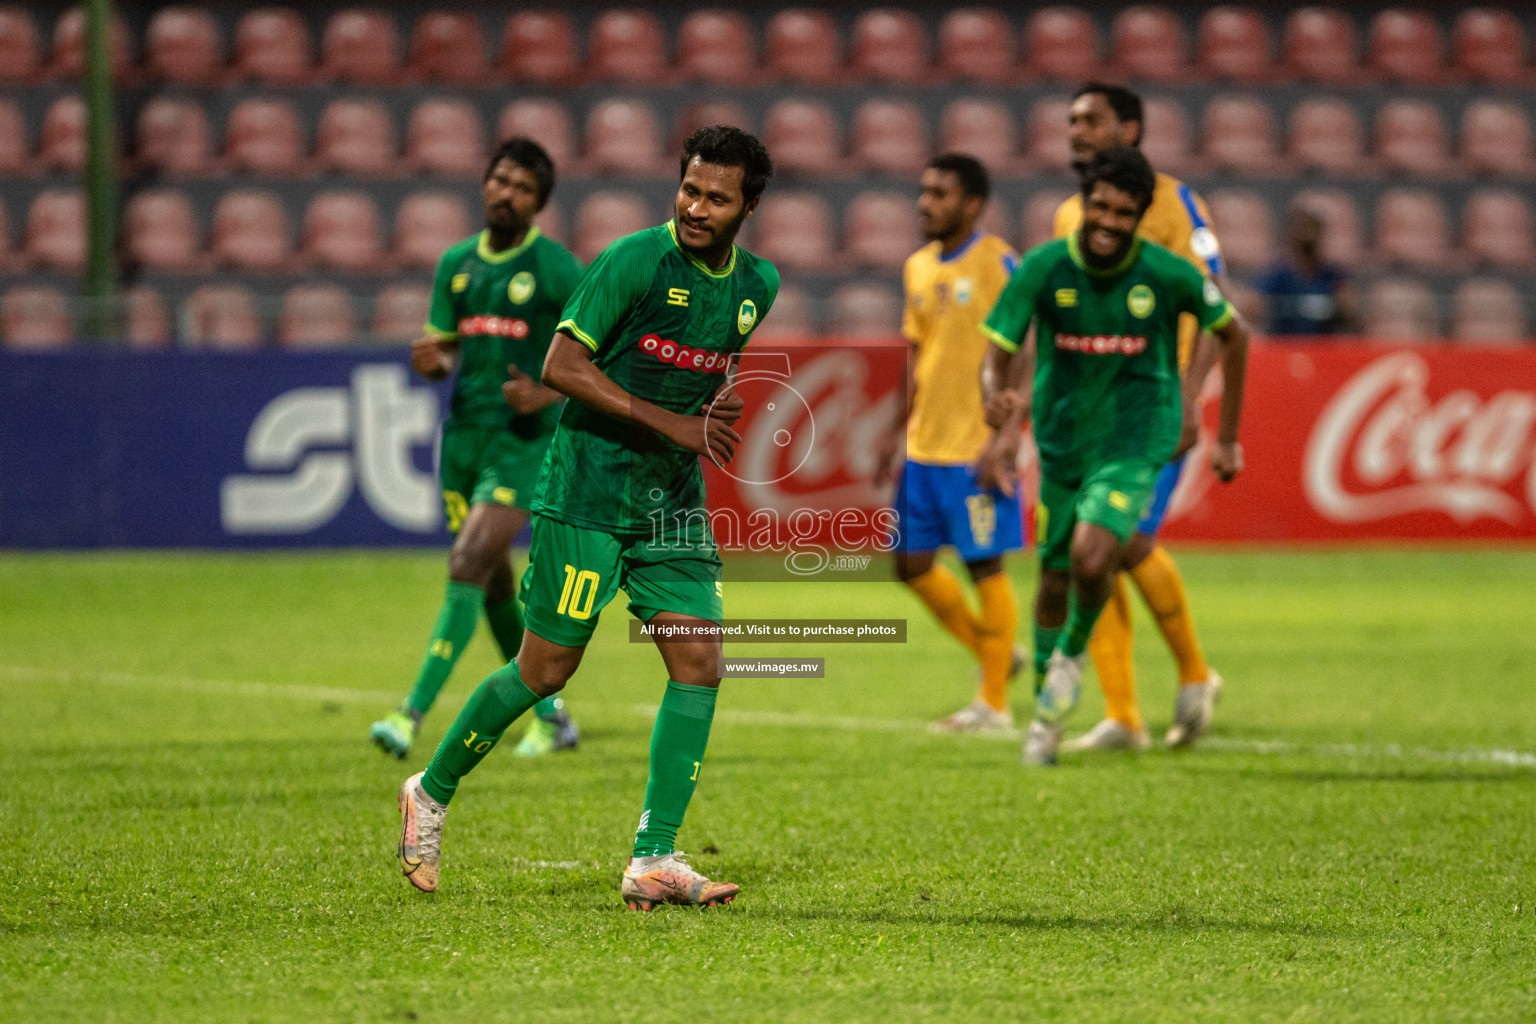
1051,82,1231,754
875,154,1025,733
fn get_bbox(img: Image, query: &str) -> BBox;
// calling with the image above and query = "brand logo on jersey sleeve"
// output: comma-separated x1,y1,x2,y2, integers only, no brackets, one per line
737,300,758,335
508,271,536,304
1127,284,1156,318
640,334,731,373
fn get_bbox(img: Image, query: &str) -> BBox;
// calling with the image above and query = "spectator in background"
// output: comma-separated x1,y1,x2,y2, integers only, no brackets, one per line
1257,207,1356,336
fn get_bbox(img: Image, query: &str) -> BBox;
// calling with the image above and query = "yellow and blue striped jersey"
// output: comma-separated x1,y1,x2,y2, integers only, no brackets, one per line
901,231,1019,464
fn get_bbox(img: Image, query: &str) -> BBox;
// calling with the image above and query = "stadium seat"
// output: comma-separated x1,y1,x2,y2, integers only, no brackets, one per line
319,8,400,85
1021,190,1073,249
371,283,432,342
183,284,263,350
134,97,213,177
532,202,565,245
585,9,666,85
224,98,305,176
232,7,312,85
1291,190,1364,265
1451,279,1526,343
1367,8,1444,85
1140,97,1194,173
1460,101,1535,177
279,284,356,349
1452,8,1527,86
0,6,42,85
394,191,472,271
314,99,395,177
1022,97,1073,173
210,189,291,272
748,284,813,341
936,8,1015,85
299,191,385,273
1110,5,1187,83
408,12,484,85
583,99,665,176
1196,6,1275,83
1375,100,1452,176
22,189,84,272
122,189,202,273
405,99,486,177
47,6,132,81
1024,7,1099,82
763,99,843,177
850,9,929,84
844,192,921,269
850,100,929,176
763,9,841,85
37,95,86,175
496,100,577,170
1205,190,1273,272
124,286,170,348
1,286,72,349
676,9,756,85
498,12,577,86
1201,96,1279,174
1282,7,1359,85
144,6,222,85
673,101,752,154
750,192,835,271
1363,277,1439,340
1288,98,1368,175
573,192,650,264
1461,190,1535,269
939,99,1017,176
976,196,1012,247
826,282,902,338
0,99,28,175
1374,189,1452,269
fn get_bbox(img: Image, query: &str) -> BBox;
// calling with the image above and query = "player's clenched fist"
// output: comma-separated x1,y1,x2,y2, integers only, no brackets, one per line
1210,440,1243,482
984,389,1027,430
410,336,453,380
705,388,745,426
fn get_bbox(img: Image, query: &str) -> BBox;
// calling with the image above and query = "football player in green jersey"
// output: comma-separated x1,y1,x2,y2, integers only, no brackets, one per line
978,147,1250,766
370,138,585,761
396,126,779,909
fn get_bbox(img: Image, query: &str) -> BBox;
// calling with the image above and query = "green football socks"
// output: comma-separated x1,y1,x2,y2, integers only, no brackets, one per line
405,580,484,716
1060,590,1105,659
1032,620,1063,693
484,593,559,720
632,681,718,858
421,661,541,805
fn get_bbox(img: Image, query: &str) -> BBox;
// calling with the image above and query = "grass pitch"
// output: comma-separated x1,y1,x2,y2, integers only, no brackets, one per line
1,548,1533,1022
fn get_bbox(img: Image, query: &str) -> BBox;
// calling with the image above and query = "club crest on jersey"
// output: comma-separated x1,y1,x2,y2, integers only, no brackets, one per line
1127,284,1156,318
737,299,757,335
640,334,730,374
508,271,536,304
955,278,974,305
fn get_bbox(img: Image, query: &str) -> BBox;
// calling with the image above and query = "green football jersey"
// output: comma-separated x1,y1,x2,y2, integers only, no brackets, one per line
425,227,583,438
982,234,1233,478
533,221,780,533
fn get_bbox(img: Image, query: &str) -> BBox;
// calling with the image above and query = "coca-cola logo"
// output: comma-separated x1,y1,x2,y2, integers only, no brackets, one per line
1305,351,1536,524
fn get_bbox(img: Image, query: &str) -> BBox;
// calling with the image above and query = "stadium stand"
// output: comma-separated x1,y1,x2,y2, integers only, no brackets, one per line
1205,189,1273,271
497,100,577,170
393,191,472,271
405,98,487,177
135,97,214,176
1367,8,1444,85
1282,7,1359,84
318,8,401,86
182,283,262,349
1025,7,1100,82
937,8,1015,86
1022,190,1073,250
47,6,133,82
764,99,842,178
747,283,813,340
673,101,752,155
573,191,650,264
299,191,386,273
1291,189,1365,266
850,9,929,85
1288,99,1368,175
37,96,87,175
1022,97,1073,173
1375,189,1453,270
371,282,431,342
144,6,222,86
22,190,84,273
1201,96,1279,174
844,191,921,270
409,11,485,85
124,285,170,347
2,284,71,348
0,100,27,176
1451,279,1526,342
223,98,305,176
0,6,42,85
677,9,756,86
1375,100,1452,177
851,100,930,176
121,188,202,274
1364,277,1440,339
209,190,291,272
586,9,667,85
1461,190,1535,270
1195,6,1275,84
752,192,836,272
1110,5,1188,83
1452,8,1526,85
279,282,355,348
499,11,577,86
314,99,396,177
1140,97,1195,174
763,9,841,85
826,281,902,337
231,7,312,85
939,99,1018,176
1460,101,1534,177
584,99,666,176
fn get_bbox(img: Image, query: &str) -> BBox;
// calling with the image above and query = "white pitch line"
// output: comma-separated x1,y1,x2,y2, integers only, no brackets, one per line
0,664,396,706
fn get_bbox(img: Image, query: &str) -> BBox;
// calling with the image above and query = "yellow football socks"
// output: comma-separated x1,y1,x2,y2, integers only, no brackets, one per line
973,572,1018,712
1088,575,1142,731
1130,545,1210,685
907,565,981,657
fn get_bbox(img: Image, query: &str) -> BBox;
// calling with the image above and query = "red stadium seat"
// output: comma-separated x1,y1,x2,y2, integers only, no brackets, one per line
122,188,202,273
1206,190,1273,272
1288,99,1368,175
23,189,84,272
315,99,396,177
498,12,577,86
210,189,291,272
135,97,213,176
232,7,312,85
827,283,902,339
1291,190,1364,265
1452,9,1527,86
676,10,756,85
850,9,929,84
497,100,577,170
1363,277,1439,340
1022,97,1072,173
1110,5,1188,83
582,99,665,176
1196,6,1275,83
763,9,841,85
0,7,42,85
573,191,650,264
372,284,432,342
844,192,920,269
1201,96,1279,173
1461,190,1536,269
1283,7,1359,85
850,100,929,176
408,12,484,85
1451,280,1526,343
936,8,1015,85
976,196,1013,247
751,192,834,271
586,9,666,85
279,284,356,349
1022,190,1073,249
939,99,1018,176
1461,101,1535,177
183,284,263,350
47,6,132,81
394,191,473,271
1140,97,1194,174
37,95,86,174
1025,7,1100,83
673,101,752,154
763,99,842,177
1374,189,1451,269
532,202,565,245
0,99,28,175
748,284,813,341
319,8,400,86
2,286,72,349
124,286,170,349
145,6,222,85
405,99,486,177
1367,8,1443,85
1375,100,1451,176
300,191,385,273
224,98,305,176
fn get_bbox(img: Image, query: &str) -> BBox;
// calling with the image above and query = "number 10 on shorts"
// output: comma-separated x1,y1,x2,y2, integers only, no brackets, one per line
557,564,600,620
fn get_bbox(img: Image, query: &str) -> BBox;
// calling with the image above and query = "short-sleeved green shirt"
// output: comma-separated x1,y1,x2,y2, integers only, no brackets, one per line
533,221,780,533
426,227,584,439
982,234,1233,479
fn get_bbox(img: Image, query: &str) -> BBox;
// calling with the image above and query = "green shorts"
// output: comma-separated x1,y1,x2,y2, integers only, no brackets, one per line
438,422,551,531
519,513,724,648
1036,460,1161,571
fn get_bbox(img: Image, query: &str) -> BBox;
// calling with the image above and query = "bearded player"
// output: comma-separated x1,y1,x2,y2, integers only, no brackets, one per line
395,126,778,909
370,138,584,761
980,147,1250,766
